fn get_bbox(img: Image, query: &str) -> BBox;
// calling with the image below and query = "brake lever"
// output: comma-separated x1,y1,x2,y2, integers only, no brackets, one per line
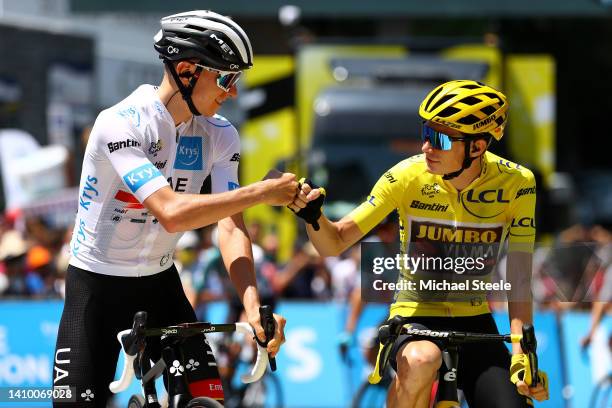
520,324,539,386
260,305,277,372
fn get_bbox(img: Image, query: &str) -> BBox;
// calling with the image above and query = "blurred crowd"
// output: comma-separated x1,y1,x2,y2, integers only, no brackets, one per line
0,212,610,317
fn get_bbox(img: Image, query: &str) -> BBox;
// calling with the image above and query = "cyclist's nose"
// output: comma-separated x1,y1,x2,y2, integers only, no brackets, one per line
422,140,433,153
227,84,238,98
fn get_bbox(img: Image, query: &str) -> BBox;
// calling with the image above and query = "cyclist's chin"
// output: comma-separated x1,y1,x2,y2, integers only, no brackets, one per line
425,162,445,174
199,104,219,117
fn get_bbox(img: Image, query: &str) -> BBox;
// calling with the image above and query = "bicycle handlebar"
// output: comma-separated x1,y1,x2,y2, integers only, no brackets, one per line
377,316,538,380
109,317,269,394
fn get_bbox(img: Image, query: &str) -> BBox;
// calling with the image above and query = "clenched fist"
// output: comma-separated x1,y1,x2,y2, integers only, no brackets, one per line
260,170,299,206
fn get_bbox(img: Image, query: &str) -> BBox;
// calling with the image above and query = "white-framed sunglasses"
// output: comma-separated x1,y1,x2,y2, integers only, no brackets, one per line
195,63,242,92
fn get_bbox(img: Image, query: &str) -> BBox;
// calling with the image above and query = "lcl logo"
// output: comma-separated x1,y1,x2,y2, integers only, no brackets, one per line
464,189,510,204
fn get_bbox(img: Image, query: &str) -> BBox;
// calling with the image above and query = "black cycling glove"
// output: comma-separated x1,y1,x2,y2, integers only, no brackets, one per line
290,178,326,231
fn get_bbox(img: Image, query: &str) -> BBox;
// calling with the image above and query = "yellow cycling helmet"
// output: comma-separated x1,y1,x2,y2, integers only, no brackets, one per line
419,80,508,141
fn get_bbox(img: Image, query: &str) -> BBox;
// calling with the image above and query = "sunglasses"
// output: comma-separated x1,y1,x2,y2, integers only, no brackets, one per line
421,123,469,151
195,64,242,92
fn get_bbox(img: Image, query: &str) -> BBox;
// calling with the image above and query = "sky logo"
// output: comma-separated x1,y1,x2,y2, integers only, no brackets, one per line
174,136,203,170
123,163,162,193
228,181,240,191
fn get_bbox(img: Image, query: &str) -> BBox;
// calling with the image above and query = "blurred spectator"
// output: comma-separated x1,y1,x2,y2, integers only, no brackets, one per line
0,230,29,296
193,223,279,321
329,244,360,301
270,241,331,299
24,245,61,298
581,223,612,348
24,216,64,252
536,223,601,307
175,230,201,307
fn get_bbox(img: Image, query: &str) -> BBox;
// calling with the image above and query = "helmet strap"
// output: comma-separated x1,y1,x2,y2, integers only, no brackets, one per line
442,139,477,180
164,59,204,116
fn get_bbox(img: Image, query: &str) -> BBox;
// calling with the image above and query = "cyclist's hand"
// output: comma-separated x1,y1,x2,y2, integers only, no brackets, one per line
267,313,287,358
249,312,286,358
337,331,354,359
580,332,593,349
287,178,326,230
261,170,299,206
510,354,549,401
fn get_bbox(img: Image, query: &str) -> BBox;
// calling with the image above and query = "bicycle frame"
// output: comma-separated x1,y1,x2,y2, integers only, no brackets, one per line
109,311,271,408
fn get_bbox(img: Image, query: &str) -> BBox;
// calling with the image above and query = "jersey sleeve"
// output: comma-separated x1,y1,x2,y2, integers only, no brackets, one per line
347,163,405,235
94,110,169,203
210,125,241,194
507,170,537,253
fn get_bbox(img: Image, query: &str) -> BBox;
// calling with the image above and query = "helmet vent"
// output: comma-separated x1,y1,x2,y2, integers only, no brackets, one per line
460,96,483,106
430,94,454,111
457,114,480,125
438,106,460,118
480,105,496,115
185,24,206,32
424,86,443,111
461,84,480,90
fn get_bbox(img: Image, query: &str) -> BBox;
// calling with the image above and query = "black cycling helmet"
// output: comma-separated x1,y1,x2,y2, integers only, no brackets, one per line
154,10,253,115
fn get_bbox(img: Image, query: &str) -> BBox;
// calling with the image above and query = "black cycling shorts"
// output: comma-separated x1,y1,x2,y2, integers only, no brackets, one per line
389,313,532,408
52,265,222,407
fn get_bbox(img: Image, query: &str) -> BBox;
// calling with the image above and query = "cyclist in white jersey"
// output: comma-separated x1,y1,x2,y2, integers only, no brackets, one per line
53,11,294,406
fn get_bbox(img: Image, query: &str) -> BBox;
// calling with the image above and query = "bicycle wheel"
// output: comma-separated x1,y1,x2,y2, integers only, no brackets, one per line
186,396,224,408
590,374,612,408
238,372,285,408
127,395,146,408
351,381,388,408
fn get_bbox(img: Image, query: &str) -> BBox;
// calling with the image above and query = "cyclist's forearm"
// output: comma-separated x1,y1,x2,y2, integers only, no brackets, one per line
147,183,267,232
506,251,534,353
588,301,610,335
345,286,365,333
306,215,356,256
217,215,260,315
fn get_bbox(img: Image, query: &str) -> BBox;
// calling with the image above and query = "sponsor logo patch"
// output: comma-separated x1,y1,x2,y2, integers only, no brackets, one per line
149,140,163,156
421,183,440,197
108,139,141,154
116,106,141,127
123,163,162,193
410,200,448,212
79,175,98,211
174,136,203,170
460,188,510,219
516,187,536,199
384,171,397,184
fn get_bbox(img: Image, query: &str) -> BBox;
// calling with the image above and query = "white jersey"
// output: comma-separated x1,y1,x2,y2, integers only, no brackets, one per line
69,85,241,277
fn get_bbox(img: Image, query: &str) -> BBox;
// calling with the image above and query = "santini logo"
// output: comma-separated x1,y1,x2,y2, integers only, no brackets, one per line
411,200,448,212
108,139,141,153
174,137,203,170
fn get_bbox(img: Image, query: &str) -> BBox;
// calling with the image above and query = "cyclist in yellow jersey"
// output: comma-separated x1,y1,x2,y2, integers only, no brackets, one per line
288,80,549,407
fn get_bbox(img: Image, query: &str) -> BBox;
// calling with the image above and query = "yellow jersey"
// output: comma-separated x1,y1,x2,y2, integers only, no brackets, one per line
348,151,536,317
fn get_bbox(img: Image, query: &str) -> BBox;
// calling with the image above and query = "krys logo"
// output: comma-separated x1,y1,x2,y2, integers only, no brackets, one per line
460,188,510,219
174,136,203,170
123,163,162,193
